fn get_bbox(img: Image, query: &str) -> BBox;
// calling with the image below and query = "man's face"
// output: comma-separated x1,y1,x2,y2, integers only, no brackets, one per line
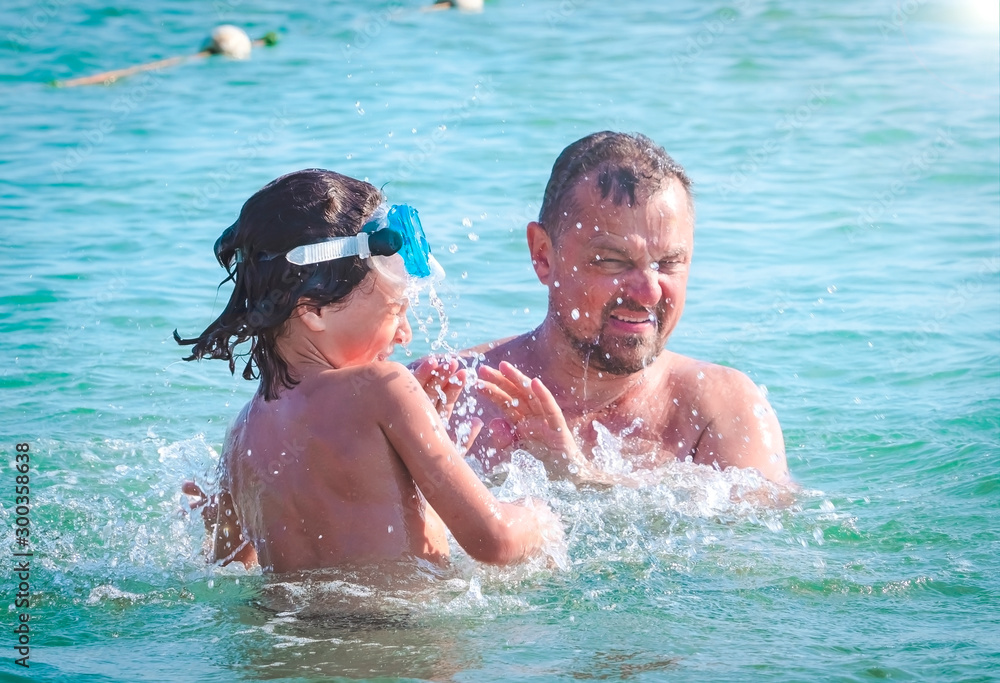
542,179,694,375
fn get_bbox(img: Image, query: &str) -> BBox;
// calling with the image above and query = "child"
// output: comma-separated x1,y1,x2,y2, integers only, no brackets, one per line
176,169,561,574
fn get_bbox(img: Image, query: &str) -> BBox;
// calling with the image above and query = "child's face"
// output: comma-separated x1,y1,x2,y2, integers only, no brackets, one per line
325,256,412,367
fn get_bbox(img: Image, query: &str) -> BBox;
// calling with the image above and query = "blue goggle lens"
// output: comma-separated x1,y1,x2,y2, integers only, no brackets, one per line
368,205,431,278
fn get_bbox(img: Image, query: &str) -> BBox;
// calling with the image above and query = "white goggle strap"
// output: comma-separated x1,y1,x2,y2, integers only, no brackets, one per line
285,233,372,266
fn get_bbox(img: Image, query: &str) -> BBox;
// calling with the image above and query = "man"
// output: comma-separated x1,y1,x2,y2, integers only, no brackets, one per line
463,131,790,485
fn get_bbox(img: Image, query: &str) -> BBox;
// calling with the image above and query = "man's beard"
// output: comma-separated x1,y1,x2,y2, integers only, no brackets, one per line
556,299,669,375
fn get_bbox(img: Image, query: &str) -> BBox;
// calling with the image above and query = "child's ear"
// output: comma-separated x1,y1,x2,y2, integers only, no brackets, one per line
296,303,328,332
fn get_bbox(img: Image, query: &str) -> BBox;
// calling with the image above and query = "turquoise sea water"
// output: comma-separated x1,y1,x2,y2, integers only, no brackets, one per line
2,1,998,680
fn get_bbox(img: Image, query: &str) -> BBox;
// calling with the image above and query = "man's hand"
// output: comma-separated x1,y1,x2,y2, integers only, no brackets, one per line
181,481,257,568
182,480,217,531
477,361,616,487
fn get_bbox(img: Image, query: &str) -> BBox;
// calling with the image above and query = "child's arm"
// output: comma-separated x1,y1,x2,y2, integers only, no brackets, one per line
375,362,562,565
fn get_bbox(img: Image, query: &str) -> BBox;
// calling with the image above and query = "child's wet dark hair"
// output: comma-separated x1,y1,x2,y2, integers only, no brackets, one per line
175,169,384,400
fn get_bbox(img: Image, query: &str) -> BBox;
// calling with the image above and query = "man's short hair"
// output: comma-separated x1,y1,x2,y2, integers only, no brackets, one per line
538,131,693,240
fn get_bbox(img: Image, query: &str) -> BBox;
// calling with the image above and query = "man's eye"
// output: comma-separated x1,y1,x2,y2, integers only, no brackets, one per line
594,256,627,267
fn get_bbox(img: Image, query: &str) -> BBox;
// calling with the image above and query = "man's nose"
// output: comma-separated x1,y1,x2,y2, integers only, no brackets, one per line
621,266,664,307
395,312,412,346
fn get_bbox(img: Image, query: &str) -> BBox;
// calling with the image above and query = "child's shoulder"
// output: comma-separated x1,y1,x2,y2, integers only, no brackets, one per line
312,361,424,403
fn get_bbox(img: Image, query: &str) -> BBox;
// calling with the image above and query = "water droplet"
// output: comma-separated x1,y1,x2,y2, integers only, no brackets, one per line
571,309,580,320
827,285,837,293
462,217,473,228
553,280,560,288
461,271,468,279
576,222,583,229
468,232,479,241
448,244,458,253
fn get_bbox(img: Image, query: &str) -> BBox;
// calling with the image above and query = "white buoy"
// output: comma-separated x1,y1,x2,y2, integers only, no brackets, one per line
208,25,252,60
425,0,484,12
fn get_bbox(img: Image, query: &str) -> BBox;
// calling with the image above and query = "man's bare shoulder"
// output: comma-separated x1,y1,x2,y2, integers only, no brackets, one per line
663,352,768,412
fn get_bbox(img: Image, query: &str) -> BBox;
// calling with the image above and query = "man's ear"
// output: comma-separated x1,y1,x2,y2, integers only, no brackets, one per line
527,221,555,284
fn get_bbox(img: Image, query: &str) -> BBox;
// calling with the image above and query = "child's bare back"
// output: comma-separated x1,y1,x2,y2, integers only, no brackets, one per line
226,364,454,573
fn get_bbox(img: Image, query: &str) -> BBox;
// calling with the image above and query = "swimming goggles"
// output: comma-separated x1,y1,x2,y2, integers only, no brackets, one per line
285,204,435,278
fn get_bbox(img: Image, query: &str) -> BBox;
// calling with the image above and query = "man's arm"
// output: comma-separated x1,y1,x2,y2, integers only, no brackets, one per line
181,482,258,568
689,366,789,484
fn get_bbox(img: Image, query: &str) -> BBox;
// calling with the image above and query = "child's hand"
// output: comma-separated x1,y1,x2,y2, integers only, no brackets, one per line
412,355,483,455
523,496,568,570
412,355,466,420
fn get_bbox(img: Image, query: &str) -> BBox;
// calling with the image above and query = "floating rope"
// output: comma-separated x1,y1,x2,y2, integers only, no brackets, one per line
52,25,278,88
